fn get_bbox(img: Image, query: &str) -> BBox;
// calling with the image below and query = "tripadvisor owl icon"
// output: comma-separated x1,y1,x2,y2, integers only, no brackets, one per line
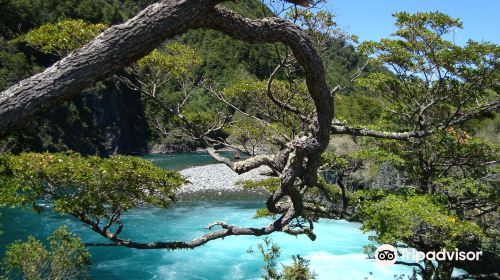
375,244,398,265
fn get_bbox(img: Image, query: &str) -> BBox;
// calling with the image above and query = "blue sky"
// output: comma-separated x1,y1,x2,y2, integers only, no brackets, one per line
326,0,500,44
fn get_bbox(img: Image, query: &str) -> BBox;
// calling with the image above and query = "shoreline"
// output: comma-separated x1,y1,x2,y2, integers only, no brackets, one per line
176,163,271,199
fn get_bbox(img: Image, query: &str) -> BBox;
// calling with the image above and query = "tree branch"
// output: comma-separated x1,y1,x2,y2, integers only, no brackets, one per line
0,0,334,251
266,61,311,124
331,124,433,140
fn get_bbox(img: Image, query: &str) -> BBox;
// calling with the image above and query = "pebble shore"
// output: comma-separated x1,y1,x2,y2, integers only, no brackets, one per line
177,163,270,198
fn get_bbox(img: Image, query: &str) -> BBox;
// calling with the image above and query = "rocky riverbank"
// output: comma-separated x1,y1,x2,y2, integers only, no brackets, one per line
176,163,271,199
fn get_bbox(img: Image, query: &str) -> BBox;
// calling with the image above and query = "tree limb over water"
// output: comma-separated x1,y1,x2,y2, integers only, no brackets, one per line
0,0,333,249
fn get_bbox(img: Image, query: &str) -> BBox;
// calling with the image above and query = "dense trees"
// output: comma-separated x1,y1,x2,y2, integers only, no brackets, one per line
2,0,364,154
349,12,499,280
357,12,499,137
0,0,156,154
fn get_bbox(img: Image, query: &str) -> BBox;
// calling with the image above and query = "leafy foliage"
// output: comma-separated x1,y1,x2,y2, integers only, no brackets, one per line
320,152,354,171
228,119,268,155
367,130,498,193
281,255,317,280
333,94,383,126
223,79,312,138
134,42,202,83
251,237,316,280
253,208,275,219
178,29,280,84
0,152,186,218
259,237,282,280
1,0,153,39
2,226,91,280
357,12,499,133
238,177,281,193
348,13,499,279
14,19,107,56
358,193,482,249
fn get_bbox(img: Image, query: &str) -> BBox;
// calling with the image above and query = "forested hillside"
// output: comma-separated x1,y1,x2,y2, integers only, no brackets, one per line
0,0,378,155
0,0,155,154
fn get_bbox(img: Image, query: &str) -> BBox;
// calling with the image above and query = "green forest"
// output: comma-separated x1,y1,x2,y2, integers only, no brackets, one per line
0,0,498,279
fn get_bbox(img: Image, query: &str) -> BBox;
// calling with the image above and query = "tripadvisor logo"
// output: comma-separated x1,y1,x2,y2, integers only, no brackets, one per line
375,244,397,265
374,244,483,266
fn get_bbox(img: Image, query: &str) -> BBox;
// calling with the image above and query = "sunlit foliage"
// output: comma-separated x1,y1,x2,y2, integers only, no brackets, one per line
0,152,186,218
14,19,107,56
2,226,91,280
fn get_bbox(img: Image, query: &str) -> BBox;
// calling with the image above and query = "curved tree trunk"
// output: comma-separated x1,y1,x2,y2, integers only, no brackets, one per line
0,0,333,249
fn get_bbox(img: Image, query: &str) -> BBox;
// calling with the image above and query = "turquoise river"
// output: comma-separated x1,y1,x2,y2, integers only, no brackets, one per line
0,153,466,279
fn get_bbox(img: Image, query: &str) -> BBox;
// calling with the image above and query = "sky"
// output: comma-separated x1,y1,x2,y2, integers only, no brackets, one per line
326,0,500,44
